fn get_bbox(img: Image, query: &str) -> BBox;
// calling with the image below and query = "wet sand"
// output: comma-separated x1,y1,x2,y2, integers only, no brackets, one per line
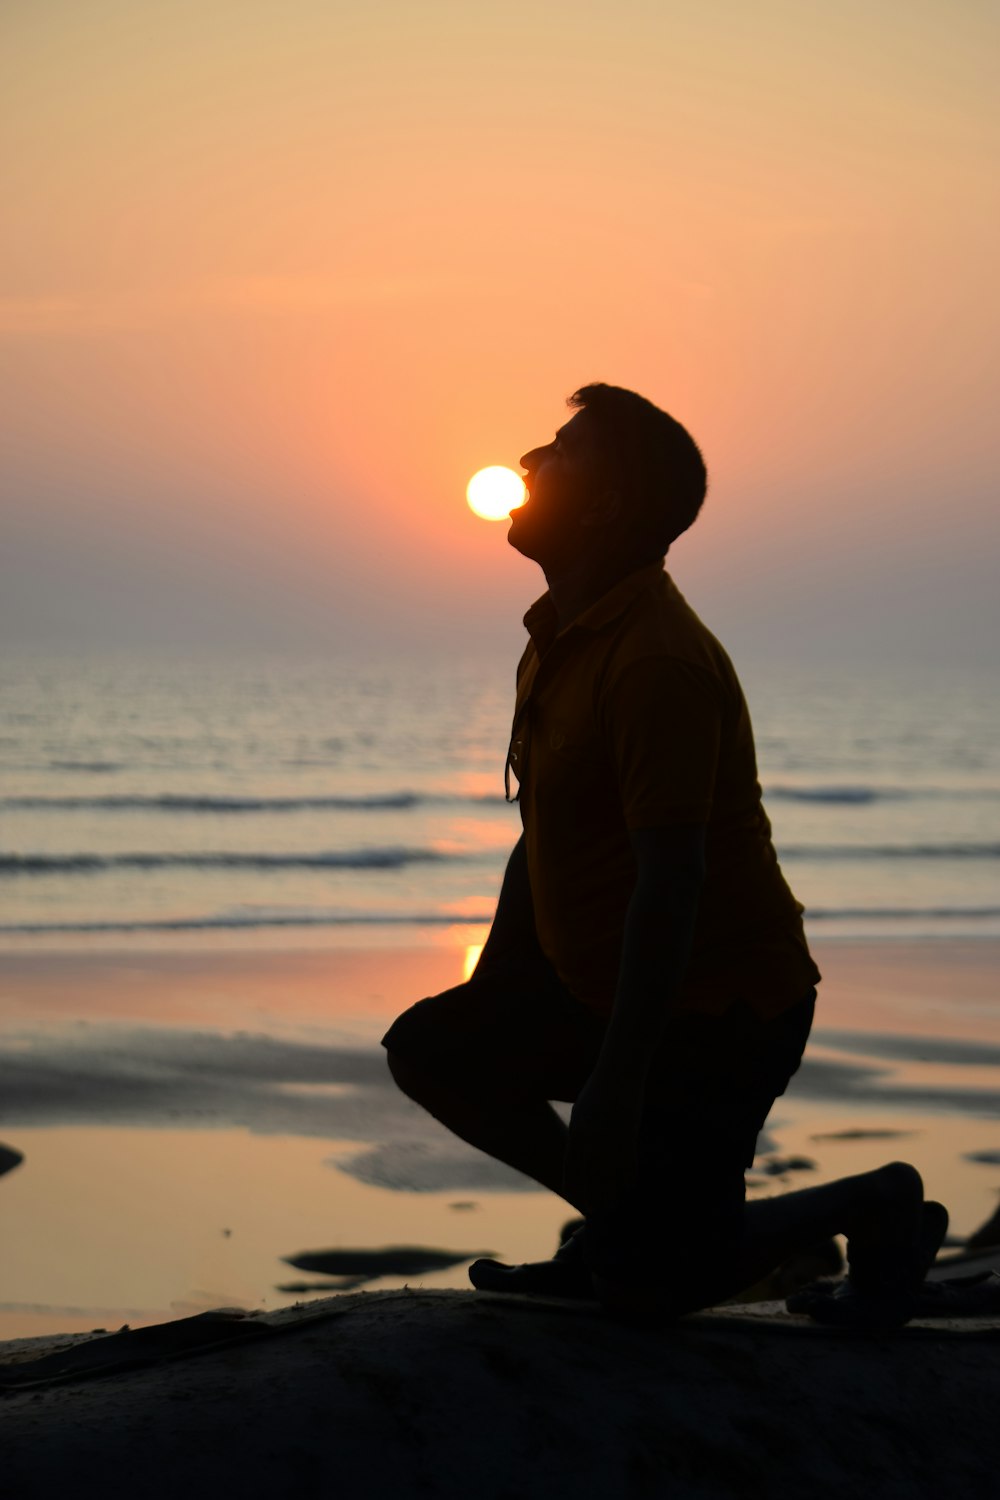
2,934,997,1037
0,937,998,1340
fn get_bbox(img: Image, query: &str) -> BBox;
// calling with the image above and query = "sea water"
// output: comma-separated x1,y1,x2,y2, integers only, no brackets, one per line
2,650,999,946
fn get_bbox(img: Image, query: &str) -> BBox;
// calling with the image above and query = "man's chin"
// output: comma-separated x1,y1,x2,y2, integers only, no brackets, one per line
507,510,541,560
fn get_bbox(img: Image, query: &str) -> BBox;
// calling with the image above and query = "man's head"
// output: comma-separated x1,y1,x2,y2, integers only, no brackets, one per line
507,383,707,573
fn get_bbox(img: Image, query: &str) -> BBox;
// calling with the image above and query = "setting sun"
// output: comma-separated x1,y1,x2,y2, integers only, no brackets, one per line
466,466,527,522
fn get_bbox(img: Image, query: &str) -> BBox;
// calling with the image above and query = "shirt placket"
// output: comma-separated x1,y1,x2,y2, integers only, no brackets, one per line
505,704,529,803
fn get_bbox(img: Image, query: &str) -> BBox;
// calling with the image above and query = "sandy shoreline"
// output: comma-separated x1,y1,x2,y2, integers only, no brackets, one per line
2,933,998,1031
1,937,998,1341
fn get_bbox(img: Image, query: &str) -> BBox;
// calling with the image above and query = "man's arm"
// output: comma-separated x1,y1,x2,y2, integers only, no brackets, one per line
473,834,542,977
564,823,706,1212
599,823,705,1068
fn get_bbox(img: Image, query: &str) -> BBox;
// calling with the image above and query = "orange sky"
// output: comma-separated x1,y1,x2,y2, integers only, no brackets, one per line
2,0,997,663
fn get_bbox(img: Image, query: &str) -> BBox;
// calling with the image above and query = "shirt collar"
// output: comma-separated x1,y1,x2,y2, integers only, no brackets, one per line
523,562,666,652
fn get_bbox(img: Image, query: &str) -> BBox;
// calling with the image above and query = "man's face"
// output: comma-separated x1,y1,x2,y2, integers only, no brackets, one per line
507,409,607,567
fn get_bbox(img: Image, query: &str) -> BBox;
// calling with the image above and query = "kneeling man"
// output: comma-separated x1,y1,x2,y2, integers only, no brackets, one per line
384,384,940,1324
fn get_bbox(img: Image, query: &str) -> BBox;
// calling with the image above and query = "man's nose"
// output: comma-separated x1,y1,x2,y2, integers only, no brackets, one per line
519,444,545,471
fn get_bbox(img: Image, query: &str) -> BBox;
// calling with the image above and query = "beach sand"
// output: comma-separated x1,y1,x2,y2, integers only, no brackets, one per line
3,1287,1000,1498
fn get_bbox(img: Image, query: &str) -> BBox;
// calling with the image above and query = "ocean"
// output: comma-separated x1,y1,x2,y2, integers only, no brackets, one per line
3,651,1000,948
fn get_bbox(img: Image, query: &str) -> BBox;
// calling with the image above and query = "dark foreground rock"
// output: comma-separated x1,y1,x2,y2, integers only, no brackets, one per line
3,1289,999,1498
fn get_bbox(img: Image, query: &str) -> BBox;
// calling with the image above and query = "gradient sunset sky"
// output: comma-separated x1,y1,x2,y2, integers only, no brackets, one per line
3,0,997,664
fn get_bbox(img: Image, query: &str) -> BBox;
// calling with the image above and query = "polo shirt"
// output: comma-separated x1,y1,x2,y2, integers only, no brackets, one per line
507,562,820,1019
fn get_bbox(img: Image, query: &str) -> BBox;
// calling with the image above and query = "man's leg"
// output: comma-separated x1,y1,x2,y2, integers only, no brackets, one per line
382,962,605,1209
739,1162,942,1294
385,1049,578,1205
587,996,947,1327
594,1161,948,1330
474,991,815,1301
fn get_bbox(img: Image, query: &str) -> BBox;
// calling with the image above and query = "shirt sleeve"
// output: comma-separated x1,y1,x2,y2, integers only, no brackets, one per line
601,655,722,827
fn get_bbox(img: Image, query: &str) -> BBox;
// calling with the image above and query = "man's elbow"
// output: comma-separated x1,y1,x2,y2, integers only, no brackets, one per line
629,825,707,895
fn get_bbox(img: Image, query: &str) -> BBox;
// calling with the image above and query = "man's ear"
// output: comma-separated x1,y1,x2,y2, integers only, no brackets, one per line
580,489,622,529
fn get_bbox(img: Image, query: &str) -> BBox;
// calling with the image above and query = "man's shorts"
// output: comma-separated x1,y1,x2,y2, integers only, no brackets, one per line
381,956,608,1103
382,954,815,1284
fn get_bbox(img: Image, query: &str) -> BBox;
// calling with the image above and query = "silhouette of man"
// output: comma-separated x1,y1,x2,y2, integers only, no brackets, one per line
384,384,943,1323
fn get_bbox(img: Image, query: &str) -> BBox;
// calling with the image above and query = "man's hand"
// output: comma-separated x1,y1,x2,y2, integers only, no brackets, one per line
564,1069,643,1215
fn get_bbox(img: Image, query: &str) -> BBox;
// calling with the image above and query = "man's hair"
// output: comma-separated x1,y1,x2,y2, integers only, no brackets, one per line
568,383,707,560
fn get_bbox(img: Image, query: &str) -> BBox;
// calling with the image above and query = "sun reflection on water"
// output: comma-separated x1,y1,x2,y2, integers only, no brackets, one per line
463,943,484,982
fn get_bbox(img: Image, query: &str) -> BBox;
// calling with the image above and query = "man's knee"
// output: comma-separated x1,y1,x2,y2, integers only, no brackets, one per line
382,991,453,1065
381,990,471,1102
384,1045,431,1101
384,1029,493,1119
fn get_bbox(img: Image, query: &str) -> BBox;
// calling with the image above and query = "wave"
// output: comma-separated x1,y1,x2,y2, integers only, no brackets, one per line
0,791,505,813
0,911,493,934
767,785,1000,804
806,906,1000,922
6,785,999,814
46,760,123,774
780,843,1000,861
0,847,464,876
1,906,998,937
5,841,998,879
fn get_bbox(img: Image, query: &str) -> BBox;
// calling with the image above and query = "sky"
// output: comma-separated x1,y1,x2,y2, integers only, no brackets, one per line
2,0,998,665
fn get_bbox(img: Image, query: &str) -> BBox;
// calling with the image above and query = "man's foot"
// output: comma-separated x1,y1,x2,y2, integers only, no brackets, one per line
787,1198,949,1331
469,1221,596,1299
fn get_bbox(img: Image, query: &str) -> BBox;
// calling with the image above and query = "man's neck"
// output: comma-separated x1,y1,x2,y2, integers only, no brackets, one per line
543,554,634,631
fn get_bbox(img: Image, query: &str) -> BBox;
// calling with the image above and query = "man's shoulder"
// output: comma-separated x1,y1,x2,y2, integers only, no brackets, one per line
607,571,736,684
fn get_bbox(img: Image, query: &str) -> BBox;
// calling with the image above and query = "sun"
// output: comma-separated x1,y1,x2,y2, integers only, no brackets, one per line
466,466,526,521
